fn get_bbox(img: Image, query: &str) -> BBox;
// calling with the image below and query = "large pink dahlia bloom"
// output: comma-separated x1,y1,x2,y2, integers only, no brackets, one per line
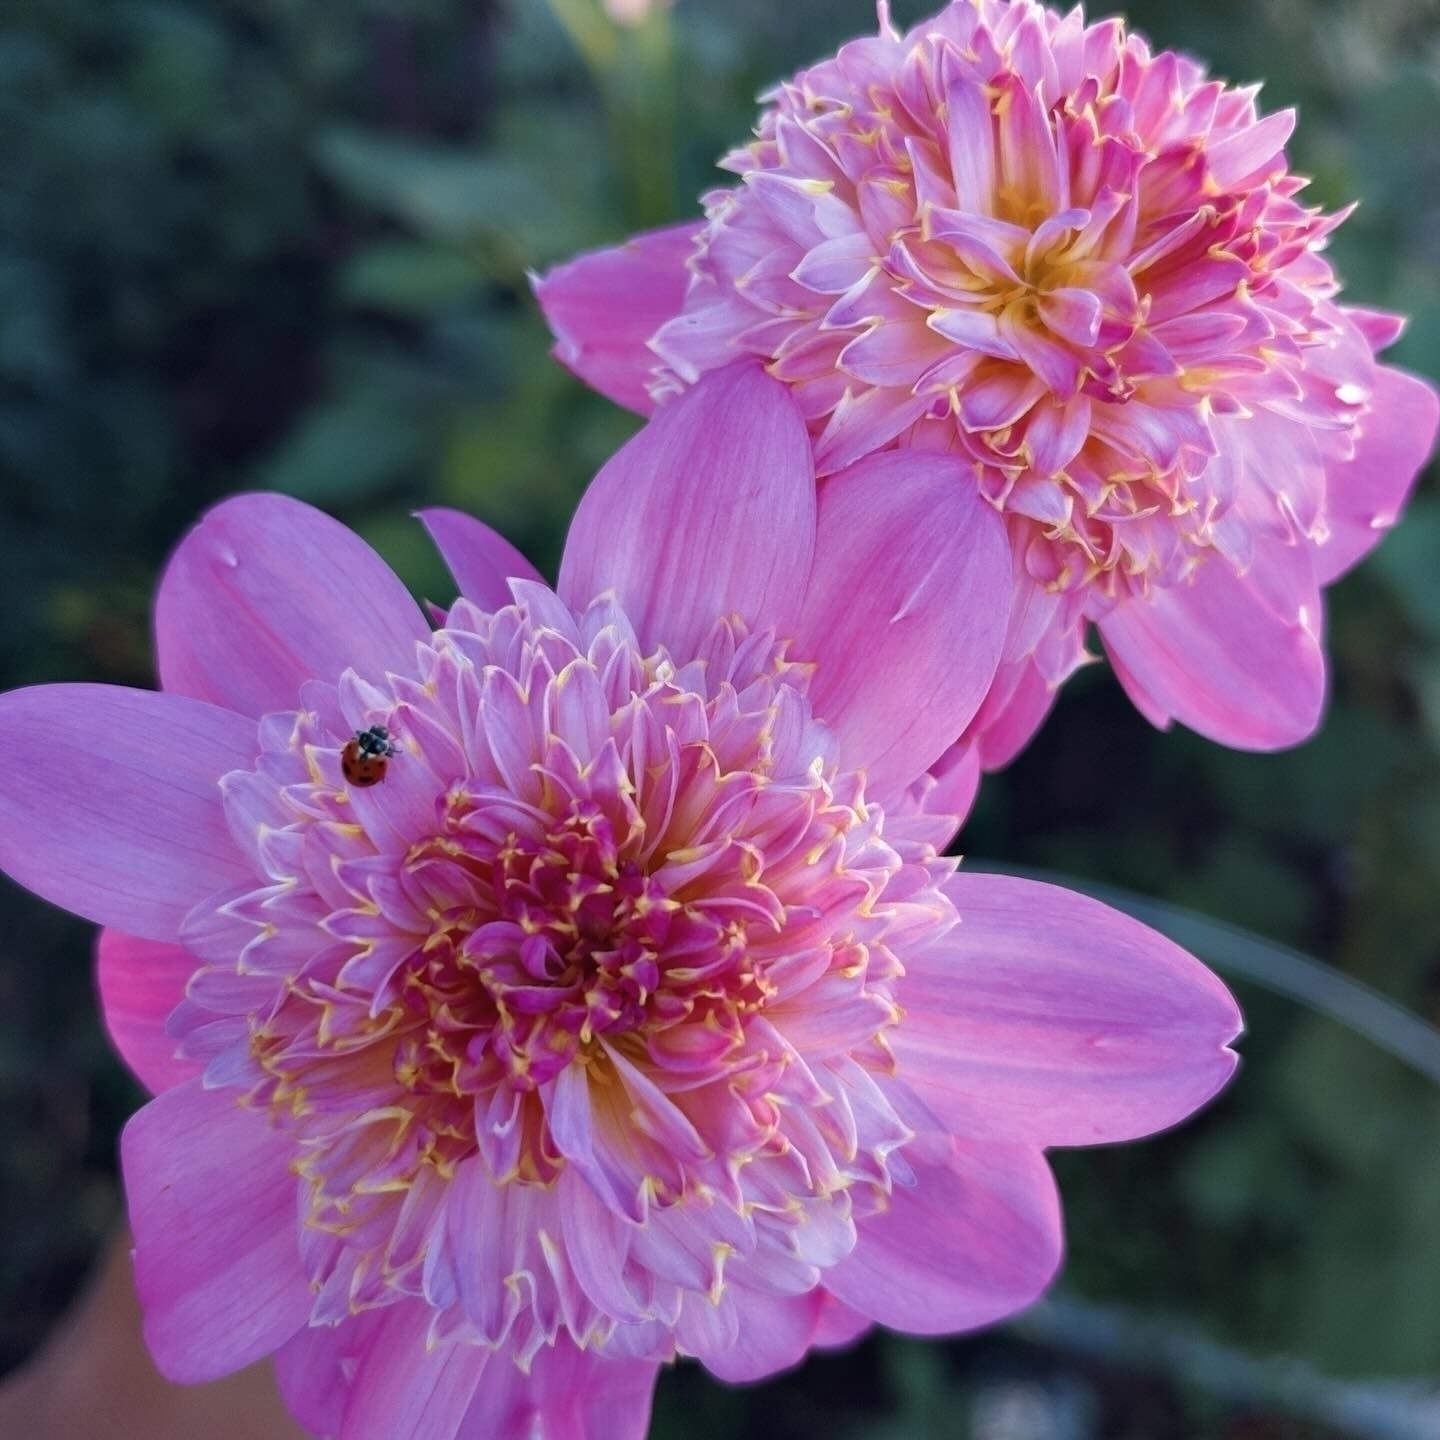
0,368,1239,1440
537,0,1439,763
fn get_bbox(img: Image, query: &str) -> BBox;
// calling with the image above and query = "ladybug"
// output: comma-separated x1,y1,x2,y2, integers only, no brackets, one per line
342,724,397,788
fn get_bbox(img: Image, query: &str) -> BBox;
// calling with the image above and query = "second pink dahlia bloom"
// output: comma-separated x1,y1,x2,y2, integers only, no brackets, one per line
538,0,1439,763
0,369,1239,1440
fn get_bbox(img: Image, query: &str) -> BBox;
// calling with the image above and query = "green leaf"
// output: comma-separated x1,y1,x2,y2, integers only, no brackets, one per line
339,241,486,315
253,389,424,504
314,126,575,256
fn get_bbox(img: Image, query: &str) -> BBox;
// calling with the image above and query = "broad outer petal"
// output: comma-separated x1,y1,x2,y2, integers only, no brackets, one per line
273,1315,383,1438
156,492,430,719
811,1293,872,1350
96,929,201,1094
1313,367,1439,585
697,1290,823,1385
122,1080,311,1382
824,1136,1062,1336
457,1336,660,1440
558,364,816,656
967,657,1058,771
341,1304,486,1440
892,873,1242,1147
0,685,256,942
895,738,981,849
793,452,1011,800
535,222,701,415
1098,546,1326,750
418,507,546,612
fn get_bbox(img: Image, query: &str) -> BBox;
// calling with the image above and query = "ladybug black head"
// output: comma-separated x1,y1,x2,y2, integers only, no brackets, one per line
354,725,396,758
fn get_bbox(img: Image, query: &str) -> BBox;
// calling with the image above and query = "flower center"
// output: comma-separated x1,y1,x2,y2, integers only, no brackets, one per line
388,793,769,1117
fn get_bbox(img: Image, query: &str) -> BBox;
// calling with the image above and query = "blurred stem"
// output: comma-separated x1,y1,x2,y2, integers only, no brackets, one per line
542,0,618,74
971,861,1440,1088
545,0,677,228
607,4,678,227
1015,1296,1440,1440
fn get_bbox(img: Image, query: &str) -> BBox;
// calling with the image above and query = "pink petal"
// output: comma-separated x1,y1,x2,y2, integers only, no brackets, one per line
1037,287,1103,347
791,232,879,294
1107,641,1172,730
811,1292,871,1350
558,364,816,655
957,368,1045,430
1204,108,1295,189
967,658,1057,770
0,685,256,942
896,738,982,847
745,170,858,246
122,1080,311,1382
418,507,547,611
944,75,999,214
156,493,430,719
652,297,760,383
1098,545,1327,750
839,321,953,388
698,1290,823,1384
1024,396,1092,476
457,1336,659,1440
534,222,701,415
274,1314,384,1438
96,929,200,1094
824,1136,1062,1335
794,452,1011,801
341,1303,486,1440
811,385,937,476
995,73,1063,214
927,306,1016,360
1002,308,1085,397
892,873,1242,1147
1313,367,1439,584
1345,306,1406,353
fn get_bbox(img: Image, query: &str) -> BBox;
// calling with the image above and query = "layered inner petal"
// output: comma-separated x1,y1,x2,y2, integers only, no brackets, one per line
341,1304,488,1440
456,1333,660,1440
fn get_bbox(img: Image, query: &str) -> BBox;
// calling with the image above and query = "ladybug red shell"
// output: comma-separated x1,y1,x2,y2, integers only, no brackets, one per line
342,724,397,788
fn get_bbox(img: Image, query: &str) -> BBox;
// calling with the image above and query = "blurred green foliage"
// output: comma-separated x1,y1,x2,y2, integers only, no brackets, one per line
1,0,1439,1435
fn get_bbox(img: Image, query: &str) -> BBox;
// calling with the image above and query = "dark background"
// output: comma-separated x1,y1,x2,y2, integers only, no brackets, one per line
2,1,1439,1435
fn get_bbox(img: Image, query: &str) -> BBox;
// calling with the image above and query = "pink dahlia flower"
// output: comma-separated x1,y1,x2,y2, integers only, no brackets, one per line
0,368,1239,1440
537,0,1439,764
